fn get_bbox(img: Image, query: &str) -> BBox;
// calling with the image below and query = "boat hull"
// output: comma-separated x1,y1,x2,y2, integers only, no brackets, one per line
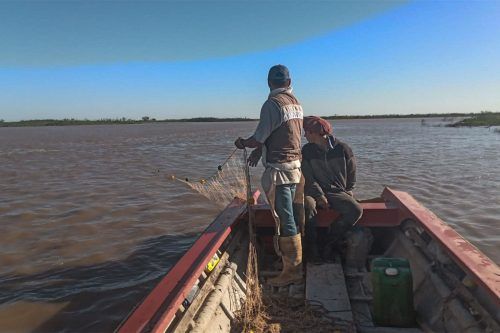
116,187,500,332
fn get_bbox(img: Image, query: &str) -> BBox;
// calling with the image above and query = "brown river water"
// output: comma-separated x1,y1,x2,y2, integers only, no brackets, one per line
0,119,498,332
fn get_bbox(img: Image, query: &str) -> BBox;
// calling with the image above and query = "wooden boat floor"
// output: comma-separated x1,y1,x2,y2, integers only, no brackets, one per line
306,261,353,322
305,259,425,333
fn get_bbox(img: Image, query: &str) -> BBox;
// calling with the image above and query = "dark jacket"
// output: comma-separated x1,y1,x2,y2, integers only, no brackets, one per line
302,135,356,198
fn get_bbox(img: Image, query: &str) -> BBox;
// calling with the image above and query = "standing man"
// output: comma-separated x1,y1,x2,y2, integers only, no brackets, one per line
234,65,304,287
302,116,363,262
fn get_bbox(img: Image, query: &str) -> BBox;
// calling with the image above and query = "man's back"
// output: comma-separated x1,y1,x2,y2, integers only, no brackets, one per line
261,88,303,164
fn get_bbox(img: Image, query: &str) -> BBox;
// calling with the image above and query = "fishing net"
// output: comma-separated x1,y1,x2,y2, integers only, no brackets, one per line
235,294,354,333
171,148,264,329
239,149,264,332
170,148,247,208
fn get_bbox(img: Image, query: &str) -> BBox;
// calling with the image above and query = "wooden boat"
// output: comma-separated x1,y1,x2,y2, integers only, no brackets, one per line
116,187,500,332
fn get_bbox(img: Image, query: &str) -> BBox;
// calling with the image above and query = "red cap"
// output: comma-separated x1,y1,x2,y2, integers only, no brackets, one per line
303,116,332,135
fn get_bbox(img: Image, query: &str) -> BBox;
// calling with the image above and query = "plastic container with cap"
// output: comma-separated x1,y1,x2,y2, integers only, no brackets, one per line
371,257,415,327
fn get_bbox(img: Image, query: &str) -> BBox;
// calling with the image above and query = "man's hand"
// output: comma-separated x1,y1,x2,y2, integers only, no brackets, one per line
316,195,329,209
247,148,262,167
234,137,245,149
305,196,317,216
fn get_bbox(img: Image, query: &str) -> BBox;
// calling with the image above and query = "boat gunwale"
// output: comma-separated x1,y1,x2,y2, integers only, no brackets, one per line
116,196,249,333
381,187,500,306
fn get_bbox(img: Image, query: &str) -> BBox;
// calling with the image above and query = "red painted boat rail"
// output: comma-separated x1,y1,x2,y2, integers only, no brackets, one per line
253,201,401,227
382,187,500,306
116,197,248,333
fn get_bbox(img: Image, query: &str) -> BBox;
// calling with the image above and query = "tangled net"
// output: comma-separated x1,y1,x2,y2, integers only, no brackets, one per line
239,147,263,333
172,148,264,330
171,148,247,208
235,294,354,333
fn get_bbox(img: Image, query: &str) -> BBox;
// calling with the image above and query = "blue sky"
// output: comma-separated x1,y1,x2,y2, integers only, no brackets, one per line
0,1,499,121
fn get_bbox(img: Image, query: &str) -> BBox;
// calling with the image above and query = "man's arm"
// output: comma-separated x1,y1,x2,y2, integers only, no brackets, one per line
234,136,262,149
302,158,325,199
345,146,356,192
234,100,281,149
247,146,262,167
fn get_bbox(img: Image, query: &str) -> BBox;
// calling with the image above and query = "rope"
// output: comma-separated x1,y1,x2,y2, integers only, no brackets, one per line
243,148,257,241
240,148,263,332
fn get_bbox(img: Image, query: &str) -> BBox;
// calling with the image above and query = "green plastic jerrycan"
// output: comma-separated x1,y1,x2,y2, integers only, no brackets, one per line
371,257,416,327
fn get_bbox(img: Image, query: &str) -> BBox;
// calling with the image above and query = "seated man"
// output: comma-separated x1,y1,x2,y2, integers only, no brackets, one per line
302,116,363,262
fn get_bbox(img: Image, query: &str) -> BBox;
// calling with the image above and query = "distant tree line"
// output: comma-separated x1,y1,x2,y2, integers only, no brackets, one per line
1,112,498,128
322,112,477,120
0,116,256,127
162,117,256,122
0,118,141,127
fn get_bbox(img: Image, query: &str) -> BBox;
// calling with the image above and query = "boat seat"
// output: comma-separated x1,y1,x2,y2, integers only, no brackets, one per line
253,202,400,228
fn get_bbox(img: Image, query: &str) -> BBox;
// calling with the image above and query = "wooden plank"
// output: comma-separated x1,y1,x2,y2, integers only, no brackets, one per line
306,263,353,322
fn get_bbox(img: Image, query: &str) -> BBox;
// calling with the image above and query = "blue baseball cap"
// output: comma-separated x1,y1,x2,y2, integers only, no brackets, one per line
268,64,290,81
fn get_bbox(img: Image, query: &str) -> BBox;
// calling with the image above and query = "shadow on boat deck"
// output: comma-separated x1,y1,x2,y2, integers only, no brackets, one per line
0,233,198,333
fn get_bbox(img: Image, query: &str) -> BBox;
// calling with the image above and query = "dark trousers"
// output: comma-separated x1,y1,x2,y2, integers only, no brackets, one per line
305,191,363,247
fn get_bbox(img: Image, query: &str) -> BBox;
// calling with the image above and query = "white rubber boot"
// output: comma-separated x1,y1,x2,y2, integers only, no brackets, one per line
268,234,303,287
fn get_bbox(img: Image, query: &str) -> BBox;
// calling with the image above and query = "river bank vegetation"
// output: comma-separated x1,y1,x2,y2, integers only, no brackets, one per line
445,111,500,127
1,112,498,128
0,117,255,127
